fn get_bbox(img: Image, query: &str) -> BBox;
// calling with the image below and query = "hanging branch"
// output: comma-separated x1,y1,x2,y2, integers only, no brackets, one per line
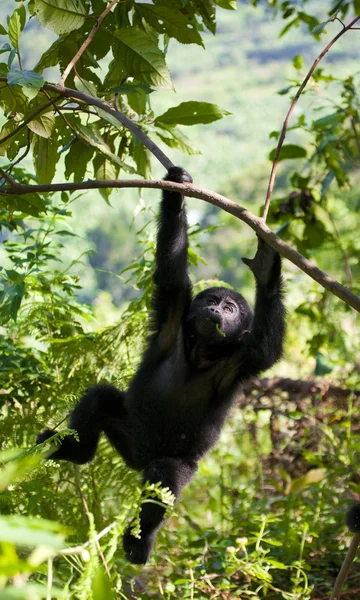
261,14,360,221
0,171,360,312
58,0,120,87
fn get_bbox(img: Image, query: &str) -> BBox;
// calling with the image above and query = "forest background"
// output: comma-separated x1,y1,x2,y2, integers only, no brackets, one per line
1,0,360,598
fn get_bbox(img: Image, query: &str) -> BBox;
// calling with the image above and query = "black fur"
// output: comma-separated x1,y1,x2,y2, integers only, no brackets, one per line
37,166,286,564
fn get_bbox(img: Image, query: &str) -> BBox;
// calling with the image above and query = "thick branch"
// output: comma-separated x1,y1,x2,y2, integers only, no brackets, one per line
59,0,120,86
1,177,359,312
262,15,360,221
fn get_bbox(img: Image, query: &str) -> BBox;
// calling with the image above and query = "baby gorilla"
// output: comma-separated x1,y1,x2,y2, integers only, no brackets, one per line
37,167,285,564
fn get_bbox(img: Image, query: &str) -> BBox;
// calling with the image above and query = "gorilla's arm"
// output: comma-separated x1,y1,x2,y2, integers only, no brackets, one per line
152,167,193,352
238,238,285,378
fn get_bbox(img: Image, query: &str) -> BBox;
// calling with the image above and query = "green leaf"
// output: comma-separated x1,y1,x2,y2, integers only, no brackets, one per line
8,10,22,51
155,124,200,155
195,0,216,34
34,36,64,72
313,111,344,128
268,144,307,162
311,18,332,35
0,24,7,35
315,352,334,375
27,105,55,138
91,567,115,600
156,101,230,126
33,0,88,35
292,54,303,70
113,27,172,89
7,69,44,100
33,136,58,184
215,0,237,9
75,123,135,173
287,468,327,494
0,120,17,156
355,0,360,14
135,4,203,46
65,139,94,181
93,154,118,203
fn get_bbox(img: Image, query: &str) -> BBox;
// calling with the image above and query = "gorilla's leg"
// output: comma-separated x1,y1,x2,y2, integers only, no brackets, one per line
123,457,197,564
37,383,126,465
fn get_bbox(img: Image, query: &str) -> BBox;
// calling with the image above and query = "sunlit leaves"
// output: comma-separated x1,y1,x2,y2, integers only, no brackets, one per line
155,101,231,126
32,0,88,34
113,27,172,89
134,4,203,46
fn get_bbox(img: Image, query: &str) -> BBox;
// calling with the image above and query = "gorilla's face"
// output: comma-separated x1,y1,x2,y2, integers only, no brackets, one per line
186,287,253,345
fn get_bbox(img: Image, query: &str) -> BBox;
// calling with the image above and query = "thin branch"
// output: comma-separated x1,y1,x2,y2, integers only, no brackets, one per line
59,0,120,86
330,533,360,600
0,176,359,312
0,166,19,187
262,15,360,221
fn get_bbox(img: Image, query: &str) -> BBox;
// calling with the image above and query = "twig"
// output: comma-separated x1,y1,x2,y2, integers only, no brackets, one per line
330,533,360,600
59,0,120,86
74,465,111,579
262,15,360,221
0,167,19,187
0,176,359,312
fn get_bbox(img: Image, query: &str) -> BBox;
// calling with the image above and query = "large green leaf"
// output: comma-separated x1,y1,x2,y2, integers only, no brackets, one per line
155,101,230,126
33,136,58,184
33,0,88,35
268,144,307,162
135,4,203,46
8,9,23,51
113,27,172,89
26,101,55,138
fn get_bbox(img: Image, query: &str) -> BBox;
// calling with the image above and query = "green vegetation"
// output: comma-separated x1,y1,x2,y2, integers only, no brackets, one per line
1,0,360,598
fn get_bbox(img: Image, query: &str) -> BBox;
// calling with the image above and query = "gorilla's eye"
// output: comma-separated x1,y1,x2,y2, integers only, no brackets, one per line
224,304,234,313
208,299,217,306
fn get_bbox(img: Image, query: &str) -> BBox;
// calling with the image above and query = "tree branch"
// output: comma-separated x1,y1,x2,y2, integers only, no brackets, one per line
262,15,360,221
59,0,120,86
44,82,173,169
242,377,360,402
330,533,360,600
0,176,359,312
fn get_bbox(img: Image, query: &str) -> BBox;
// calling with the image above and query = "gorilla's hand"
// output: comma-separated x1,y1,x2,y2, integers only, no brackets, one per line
242,237,280,286
164,166,193,184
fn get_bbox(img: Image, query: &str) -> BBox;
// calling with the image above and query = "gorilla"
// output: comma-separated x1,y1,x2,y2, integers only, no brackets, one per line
37,167,285,564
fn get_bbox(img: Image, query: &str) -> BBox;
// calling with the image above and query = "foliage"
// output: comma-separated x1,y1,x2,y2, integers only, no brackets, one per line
1,0,360,599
